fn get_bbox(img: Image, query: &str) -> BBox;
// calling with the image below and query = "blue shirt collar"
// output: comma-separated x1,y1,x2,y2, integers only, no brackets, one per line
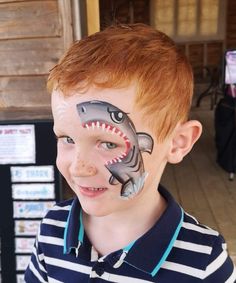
63,185,183,277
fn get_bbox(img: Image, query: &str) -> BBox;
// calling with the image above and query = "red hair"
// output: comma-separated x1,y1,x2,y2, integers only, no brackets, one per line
48,24,193,141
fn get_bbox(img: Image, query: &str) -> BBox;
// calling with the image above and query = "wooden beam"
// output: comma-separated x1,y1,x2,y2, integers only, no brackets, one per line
86,0,100,35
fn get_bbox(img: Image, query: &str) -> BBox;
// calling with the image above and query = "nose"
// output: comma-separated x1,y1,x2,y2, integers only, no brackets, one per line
71,159,97,177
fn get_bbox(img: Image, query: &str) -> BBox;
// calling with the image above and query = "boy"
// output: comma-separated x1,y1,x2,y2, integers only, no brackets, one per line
25,24,236,282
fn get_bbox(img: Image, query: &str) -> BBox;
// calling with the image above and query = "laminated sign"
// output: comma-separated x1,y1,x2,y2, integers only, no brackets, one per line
0,125,35,164
17,274,25,283
13,201,55,218
16,255,31,271
11,165,54,183
15,238,35,253
12,183,55,200
15,220,40,236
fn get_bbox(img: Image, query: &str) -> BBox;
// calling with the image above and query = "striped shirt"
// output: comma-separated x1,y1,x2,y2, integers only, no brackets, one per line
25,186,236,282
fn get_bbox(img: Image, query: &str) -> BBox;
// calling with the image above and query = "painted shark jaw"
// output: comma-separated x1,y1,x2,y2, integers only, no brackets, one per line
82,120,131,165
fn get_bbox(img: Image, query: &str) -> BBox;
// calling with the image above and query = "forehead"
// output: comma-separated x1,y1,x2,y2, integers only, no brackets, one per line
51,85,137,119
51,85,151,137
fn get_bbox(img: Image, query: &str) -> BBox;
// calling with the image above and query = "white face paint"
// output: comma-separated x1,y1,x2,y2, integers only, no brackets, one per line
55,100,70,120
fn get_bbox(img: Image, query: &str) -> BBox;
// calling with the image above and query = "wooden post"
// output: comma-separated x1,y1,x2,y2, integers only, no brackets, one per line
86,0,100,35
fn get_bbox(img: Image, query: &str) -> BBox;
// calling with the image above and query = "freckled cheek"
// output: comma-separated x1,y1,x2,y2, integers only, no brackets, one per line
55,144,109,177
56,147,73,176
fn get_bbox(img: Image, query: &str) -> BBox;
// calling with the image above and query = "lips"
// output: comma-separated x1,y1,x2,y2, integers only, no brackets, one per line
78,186,107,197
82,187,106,191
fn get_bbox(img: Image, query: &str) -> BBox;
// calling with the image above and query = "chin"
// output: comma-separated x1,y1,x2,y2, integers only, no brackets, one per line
81,203,113,217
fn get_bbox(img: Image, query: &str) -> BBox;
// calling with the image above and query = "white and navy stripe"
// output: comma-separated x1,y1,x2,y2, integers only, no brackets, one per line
25,186,236,282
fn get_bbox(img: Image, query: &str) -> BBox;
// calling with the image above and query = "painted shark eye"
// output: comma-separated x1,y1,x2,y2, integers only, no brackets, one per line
81,106,86,113
110,111,124,124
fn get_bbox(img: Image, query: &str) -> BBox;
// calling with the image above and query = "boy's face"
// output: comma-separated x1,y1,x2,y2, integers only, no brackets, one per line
52,85,170,217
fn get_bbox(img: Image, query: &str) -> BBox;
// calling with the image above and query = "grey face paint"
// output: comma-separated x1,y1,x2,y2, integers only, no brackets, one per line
76,101,154,199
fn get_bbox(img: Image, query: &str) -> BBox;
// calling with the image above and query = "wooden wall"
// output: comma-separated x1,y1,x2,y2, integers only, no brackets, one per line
180,0,236,77
0,0,235,110
0,0,73,109
226,0,236,49
180,0,236,72
99,0,149,29
99,0,236,77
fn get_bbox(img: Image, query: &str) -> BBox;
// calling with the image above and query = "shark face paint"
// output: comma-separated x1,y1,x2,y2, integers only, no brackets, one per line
76,101,154,199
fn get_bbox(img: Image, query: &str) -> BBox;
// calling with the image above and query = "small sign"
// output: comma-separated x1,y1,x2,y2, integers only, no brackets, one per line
0,125,35,164
11,165,54,183
16,255,31,271
15,238,35,253
13,201,55,218
15,220,40,236
225,50,236,84
12,183,55,200
17,274,25,283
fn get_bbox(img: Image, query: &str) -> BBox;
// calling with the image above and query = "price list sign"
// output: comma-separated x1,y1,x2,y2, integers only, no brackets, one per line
0,125,35,164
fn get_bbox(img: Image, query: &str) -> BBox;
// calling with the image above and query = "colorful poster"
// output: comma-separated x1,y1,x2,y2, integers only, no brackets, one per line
11,165,54,183
16,255,31,271
12,183,55,200
13,201,55,218
15,238,35,253
15,220,40,236
0,125,35,164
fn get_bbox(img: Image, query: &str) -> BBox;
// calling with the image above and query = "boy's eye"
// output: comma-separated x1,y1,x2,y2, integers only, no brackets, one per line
100,142,117,150
60,136,75,144
66,137,74,144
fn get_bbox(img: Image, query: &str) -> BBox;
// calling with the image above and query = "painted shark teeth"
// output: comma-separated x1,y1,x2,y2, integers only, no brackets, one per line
83,122,128,138
105,151,128,166
106,156,124,166
82,122,131,164
83,122,130,147
101,123,106,130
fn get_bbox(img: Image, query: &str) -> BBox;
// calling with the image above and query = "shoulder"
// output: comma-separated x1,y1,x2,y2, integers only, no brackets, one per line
45,198,74,217
171,211,236,281
39,198,75,235
180,212,220,242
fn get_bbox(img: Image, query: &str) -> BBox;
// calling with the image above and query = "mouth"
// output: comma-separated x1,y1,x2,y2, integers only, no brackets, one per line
78,186,108,197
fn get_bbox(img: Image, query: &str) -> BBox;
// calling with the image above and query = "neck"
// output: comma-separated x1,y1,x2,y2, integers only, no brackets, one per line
83,186,167,256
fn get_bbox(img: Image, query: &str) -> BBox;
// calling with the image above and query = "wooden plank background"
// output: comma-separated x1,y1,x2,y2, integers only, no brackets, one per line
0,0,236,108
0,38,63,76
0,0,72,109
0,0,61,39
0,76,50,107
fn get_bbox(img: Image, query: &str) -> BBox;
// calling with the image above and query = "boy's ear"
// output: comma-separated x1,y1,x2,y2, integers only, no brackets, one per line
167,120,202,164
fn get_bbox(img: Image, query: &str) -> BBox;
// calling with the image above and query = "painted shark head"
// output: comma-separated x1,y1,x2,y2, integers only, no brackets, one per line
76,100,153,199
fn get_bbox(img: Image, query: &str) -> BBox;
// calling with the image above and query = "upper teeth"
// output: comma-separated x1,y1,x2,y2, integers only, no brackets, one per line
87,187,104,191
